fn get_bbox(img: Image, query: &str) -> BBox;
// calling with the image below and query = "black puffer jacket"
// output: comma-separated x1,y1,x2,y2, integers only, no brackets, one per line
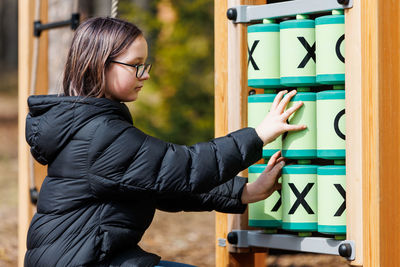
24,95,263,267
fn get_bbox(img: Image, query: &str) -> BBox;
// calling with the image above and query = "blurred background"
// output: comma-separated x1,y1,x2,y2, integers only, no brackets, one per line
0,0,348,266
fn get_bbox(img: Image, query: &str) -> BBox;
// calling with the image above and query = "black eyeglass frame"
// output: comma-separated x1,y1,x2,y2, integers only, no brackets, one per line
110,60,152,78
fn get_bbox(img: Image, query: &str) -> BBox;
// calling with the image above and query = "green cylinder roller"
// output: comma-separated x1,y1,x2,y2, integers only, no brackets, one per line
315,10,345,84
248,165,282,228
317,87,346,159
248,93,282,158
248,19,281,88
282,164,318,232
280,15,316,86
317,165,346,235
282,89,317,159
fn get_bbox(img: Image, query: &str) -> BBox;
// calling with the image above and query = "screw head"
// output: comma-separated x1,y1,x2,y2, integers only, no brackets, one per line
227,232,238,244
226,8,237,21
338,243,352,258
337,0,349,5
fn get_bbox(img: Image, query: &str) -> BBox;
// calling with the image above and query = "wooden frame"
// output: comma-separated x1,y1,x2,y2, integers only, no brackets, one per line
215,0,400,266
18,0,48,266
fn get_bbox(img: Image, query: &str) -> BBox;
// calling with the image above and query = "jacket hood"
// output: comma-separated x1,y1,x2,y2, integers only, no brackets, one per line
26,94,133,165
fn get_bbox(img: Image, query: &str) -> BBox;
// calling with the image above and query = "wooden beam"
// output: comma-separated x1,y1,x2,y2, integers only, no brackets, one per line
345,1,363,265
18,0,34,265
215,0,229,264
18,0,48,266
361,0,380,266
378,0,400,266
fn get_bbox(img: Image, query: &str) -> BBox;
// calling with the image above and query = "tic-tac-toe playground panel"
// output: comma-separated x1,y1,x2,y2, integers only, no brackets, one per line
215,0,400,266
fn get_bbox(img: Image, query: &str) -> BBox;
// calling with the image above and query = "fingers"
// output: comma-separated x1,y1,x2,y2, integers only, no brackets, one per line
267,158,285,178
275,182,282,191
264,151,283,173
284,124,307,133
276,90,297,113
270,90,288,111
282,101,303,121
267,150,281,166
276,156,286,164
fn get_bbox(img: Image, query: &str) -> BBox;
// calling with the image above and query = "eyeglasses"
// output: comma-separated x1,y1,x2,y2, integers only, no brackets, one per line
110,60,152,78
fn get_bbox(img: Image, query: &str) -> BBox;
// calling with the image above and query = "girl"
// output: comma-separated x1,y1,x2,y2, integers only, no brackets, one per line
25,17,305,267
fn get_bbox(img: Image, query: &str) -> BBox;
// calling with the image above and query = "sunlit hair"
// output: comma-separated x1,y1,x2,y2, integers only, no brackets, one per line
63,17,142,97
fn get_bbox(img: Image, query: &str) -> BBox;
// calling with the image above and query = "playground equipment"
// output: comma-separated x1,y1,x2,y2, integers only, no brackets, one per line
317,164,347,236
248,165,282,229
281,89,317,159
316,86,346,159
216,0,400,266
315,10,345,84
247,20,280,88
281,164,319,234
279,15,316,86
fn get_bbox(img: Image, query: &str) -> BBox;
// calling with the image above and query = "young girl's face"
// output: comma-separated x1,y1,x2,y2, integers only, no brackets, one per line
105,35,150,102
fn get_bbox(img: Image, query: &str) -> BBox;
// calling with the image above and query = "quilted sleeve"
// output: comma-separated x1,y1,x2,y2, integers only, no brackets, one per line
88,119,262,196
154,176,248,214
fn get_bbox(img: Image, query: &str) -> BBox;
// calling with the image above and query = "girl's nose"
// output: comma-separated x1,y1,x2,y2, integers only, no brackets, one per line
140,71,150,80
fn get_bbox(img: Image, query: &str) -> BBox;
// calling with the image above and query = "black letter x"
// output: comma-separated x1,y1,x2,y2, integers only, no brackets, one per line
297,37,316,68
334,184,346,216
248,40,260,70
288,183,315,214
271,190,282,212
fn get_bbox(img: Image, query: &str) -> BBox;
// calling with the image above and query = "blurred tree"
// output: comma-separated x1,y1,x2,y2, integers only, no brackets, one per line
119,0,214,146
0,0,18,94
0,0,17,71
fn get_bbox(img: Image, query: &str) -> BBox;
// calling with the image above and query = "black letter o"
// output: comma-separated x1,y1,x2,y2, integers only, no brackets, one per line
334,109,345,140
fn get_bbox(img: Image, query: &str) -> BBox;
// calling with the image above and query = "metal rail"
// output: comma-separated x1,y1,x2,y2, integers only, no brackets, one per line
226,0,353,23
227,230,355,261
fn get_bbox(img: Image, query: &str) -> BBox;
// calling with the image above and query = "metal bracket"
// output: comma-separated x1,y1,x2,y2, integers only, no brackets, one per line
34,13,80,37
227,0,353,23
228,230,355,261
217,238,227,247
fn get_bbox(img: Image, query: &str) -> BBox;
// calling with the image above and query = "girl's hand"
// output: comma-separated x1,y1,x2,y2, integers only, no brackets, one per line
255,90,307,146
241,151,284,204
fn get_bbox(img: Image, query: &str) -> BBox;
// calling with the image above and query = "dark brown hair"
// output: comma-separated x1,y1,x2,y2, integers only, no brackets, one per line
63,17,142,97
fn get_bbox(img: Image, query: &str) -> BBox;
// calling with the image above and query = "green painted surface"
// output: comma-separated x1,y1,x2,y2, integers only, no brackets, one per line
280,22,316,86
316,92,346,159
248,23,279,32
315,15,345,25
248,26,280,88
282,94,317,159
282,222,317,231
282,165,319,174
282,169,318,231
315,20,345,84
317,168,346,234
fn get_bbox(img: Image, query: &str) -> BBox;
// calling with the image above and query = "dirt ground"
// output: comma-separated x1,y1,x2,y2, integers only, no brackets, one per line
0,91,350,267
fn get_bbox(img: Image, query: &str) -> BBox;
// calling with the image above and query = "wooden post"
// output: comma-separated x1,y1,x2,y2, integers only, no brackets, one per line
360,0,380,265
378,0,400,265
214,1,229,266
215,0,267,266
347,0,400,266
18,0,48,266
345,0,364,265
